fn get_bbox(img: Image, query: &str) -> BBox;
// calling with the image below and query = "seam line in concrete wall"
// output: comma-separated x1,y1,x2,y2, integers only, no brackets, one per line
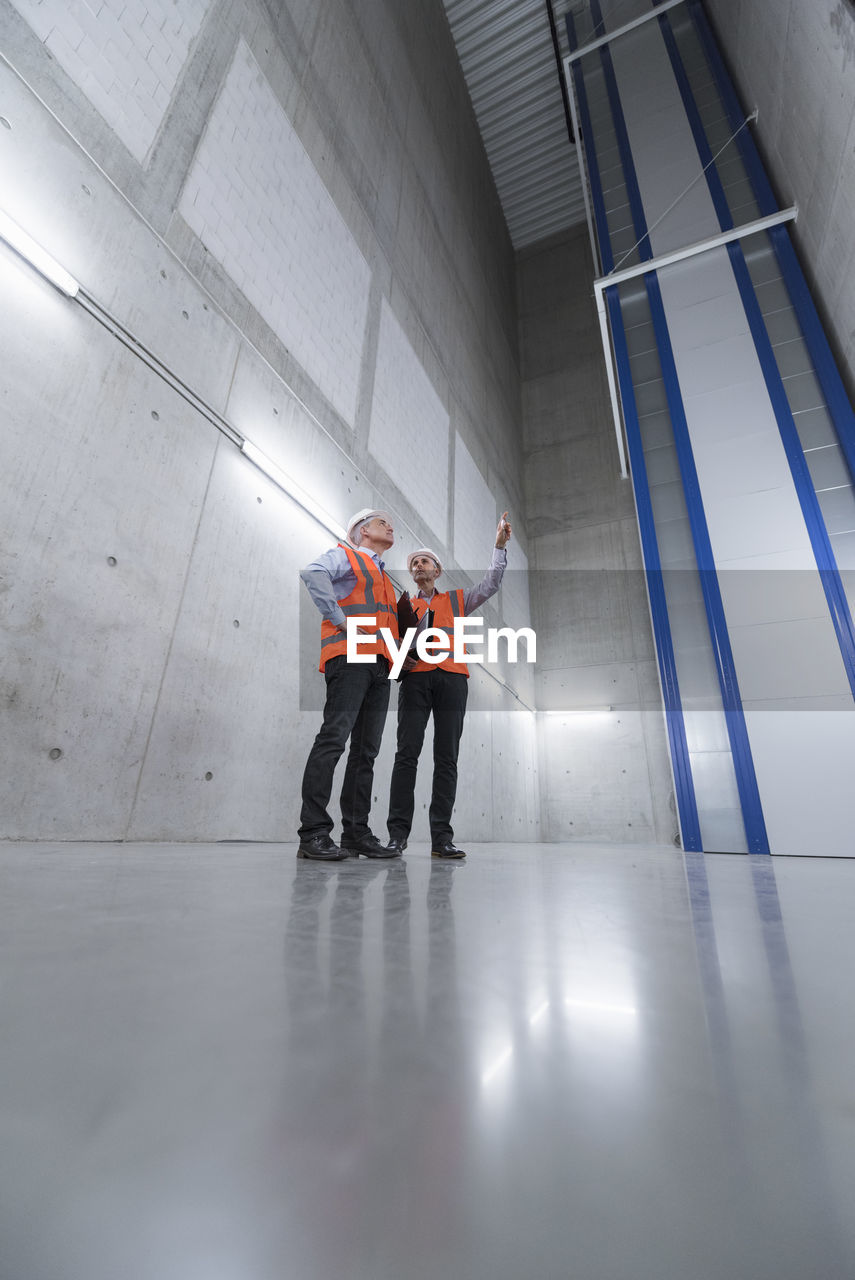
124,436,223,840
76,290,243,446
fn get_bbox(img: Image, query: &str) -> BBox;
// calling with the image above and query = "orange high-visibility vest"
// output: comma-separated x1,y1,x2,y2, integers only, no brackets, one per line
319,544,399,672
408,589,469,676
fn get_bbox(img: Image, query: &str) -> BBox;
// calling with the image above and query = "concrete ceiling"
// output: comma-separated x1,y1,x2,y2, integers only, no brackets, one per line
441,0,586,250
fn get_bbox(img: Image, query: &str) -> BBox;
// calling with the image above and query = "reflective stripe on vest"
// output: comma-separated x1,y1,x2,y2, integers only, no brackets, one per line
319,543,399,672
408,588,469,676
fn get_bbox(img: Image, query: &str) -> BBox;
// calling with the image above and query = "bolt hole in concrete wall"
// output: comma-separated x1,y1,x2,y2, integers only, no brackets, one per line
48,749,62,761
106,556,117,567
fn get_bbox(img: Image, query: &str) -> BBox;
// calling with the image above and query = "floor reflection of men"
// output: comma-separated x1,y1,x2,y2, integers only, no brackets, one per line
278,863,376,1272
277,861,414,1275
275,859,469,1277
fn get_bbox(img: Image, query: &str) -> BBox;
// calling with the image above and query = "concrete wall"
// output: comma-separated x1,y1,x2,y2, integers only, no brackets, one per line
0,0,538,841
519,226,677,846
705,0,855,398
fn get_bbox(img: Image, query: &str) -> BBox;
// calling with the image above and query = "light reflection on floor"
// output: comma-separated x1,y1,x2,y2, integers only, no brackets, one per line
1,841,853,1279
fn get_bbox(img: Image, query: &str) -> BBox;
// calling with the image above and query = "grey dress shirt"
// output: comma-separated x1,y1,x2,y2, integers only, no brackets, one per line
414,547,507,624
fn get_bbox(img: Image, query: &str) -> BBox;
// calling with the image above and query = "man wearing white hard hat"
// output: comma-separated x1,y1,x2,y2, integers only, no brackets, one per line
386,512,512,859
297,509,401,861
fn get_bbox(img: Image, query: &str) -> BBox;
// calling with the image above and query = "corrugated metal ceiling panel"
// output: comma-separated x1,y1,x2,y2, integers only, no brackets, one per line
441,0,586,249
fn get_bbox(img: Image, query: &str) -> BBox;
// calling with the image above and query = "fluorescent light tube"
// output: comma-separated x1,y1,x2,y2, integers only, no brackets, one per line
541,706,613,715
241,439,347,540
0,209,79,297
565,998,638,1017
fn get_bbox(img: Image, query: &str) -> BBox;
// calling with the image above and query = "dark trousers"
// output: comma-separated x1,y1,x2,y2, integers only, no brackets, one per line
299,655,391,841
388,669,468,846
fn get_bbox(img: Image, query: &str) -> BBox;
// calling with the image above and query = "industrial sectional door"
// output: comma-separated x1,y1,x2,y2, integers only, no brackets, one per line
566,0,855,855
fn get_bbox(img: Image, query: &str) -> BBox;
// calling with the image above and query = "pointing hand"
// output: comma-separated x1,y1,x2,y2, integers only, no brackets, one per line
495,512,512,548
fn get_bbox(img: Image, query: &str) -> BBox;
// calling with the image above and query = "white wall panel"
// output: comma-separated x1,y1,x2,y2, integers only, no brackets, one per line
689,749,746,852
9,0,210,162
453,435,497,571
368,299,450,541
719,565,832,627
744,711,855,856
702,487,813,564
690,423,799,498
609,21,720,255
727,617,852,702
179,40,371,425
682,709,732,755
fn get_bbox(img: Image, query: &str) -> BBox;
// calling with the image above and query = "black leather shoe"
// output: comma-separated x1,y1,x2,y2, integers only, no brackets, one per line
431,842,466,859
386,836,408,854
297,833,348,861
342,834,401,859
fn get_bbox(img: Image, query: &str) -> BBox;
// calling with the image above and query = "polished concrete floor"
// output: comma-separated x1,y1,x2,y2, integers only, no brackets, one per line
1,841,853,1280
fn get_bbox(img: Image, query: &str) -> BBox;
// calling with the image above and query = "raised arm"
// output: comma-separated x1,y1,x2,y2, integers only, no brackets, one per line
462,512,512,615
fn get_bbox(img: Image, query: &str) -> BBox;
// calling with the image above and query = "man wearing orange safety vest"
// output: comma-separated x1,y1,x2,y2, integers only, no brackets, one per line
386,512,512,860
298,509,402,861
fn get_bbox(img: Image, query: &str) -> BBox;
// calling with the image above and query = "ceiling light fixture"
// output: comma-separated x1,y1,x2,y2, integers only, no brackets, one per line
241,438,347,540
0,209,80,297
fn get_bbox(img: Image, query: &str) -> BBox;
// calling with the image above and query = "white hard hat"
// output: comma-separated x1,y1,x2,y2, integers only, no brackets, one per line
407,547,443,573
347,508,392,544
